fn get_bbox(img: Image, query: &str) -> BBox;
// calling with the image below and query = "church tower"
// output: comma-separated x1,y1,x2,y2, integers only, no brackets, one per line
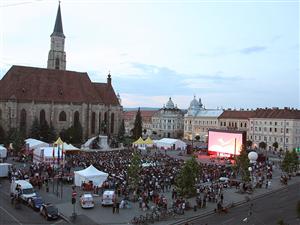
47,3,66,70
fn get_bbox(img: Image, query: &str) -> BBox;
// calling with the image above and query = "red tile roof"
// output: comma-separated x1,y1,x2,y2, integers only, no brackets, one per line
218,110,255,119
0,65,119,105
123,110,157,122
218,108,300,120
253,108,300,119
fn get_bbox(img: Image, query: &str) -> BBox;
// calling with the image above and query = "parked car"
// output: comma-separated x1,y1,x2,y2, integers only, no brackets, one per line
28,196,43,211
102,190,115,206
40,203,59,220
80,193,94,209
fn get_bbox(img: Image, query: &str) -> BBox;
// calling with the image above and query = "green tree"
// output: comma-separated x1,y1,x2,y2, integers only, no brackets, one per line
59,129,68,142
290,149,299,172
127,151,141,189
175,156,201,197
259,141,267,150
235,146,250,182
273,142,279,151
8,128,25,155
64,122,83,145
132,108,142,140
29,117,40,139
48,123,57,143
246,140,253,149
39,120,50,142
0,124,6,145
281,151,293,173
118,119,125,141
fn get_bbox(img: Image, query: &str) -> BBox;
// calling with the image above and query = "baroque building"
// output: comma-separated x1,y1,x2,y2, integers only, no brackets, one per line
184,96,223,141
151,98,184,138
0,4,122,139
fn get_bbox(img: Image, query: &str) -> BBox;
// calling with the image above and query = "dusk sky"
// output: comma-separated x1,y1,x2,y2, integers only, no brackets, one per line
0,0,299,109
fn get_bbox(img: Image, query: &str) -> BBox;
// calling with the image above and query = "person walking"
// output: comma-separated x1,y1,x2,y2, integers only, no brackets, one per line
116,197,120,213
112,198,116,214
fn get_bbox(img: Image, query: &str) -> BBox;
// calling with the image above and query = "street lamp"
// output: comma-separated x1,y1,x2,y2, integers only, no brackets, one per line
248,151,258,187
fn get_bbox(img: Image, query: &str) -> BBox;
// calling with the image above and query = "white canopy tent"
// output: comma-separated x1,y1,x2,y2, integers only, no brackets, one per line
33,146,64,164
154,138,187,150
74,165,108,187
0,145,7,158
25,138,48,151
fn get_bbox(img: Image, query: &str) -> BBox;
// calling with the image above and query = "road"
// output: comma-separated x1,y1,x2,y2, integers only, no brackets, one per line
0,182,68,225
176,182,300,225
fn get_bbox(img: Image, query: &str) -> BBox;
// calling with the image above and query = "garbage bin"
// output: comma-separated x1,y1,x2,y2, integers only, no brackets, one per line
194,205,197,212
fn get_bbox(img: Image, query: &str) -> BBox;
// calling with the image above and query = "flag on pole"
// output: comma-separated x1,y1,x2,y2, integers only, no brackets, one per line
62,143,65,168
57,144,60,165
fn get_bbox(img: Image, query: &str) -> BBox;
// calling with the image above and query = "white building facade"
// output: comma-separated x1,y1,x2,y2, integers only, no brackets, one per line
152,98,184,138
184,97,223,142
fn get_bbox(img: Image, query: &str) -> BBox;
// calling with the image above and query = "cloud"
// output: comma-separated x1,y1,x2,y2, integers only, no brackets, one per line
111,62,247,98
197,45,268,58
239,46,267,54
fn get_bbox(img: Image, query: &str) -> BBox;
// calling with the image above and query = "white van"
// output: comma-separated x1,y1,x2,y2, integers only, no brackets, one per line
101,190,115,206
10,180,36,202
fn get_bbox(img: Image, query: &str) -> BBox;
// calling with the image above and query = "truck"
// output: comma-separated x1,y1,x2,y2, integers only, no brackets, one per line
0,163,12,178
10,180,36,202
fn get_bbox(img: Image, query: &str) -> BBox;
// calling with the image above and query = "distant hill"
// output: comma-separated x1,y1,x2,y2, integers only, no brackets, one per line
124,107,159,111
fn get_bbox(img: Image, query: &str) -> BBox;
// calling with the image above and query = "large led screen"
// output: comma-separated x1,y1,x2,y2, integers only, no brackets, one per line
208,130,244,155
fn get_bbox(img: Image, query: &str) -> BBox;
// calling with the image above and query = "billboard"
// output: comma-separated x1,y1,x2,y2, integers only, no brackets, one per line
208,129,246,156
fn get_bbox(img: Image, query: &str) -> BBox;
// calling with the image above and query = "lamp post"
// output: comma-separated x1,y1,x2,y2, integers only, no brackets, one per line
248,151,258,188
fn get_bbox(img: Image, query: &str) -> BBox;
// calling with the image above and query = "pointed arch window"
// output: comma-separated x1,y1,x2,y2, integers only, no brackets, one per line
91,112,96,134
98,112,101,133
110,113,114,134
104,111,108,134
74,111,80,126
59,111,67,121
55,58,60,69
20,109,27,131
40,110,46,124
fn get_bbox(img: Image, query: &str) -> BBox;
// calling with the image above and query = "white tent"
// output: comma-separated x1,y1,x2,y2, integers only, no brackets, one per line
25,138,48,150
0,145,7,158
63,143,79,151
33,146,64,164
74,165,108,187
154,138,187,150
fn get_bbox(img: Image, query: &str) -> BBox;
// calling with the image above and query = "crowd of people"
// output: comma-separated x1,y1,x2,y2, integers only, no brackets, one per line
6,146,278,217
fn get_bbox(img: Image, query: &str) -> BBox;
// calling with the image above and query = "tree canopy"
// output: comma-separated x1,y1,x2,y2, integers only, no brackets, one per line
127,151,141,189
234,145,250,182
175,156,201,197
132,108,143,140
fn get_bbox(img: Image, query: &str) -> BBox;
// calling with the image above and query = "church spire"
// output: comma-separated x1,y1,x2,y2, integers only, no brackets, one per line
51,2,65,38
47,2,66,70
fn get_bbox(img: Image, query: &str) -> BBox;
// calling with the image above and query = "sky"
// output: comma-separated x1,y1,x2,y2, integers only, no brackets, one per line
0,0,299,109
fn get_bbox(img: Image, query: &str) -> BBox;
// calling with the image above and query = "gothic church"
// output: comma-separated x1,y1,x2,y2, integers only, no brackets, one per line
0,4,123,139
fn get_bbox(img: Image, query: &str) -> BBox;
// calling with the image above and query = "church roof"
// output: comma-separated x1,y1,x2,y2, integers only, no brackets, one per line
51,3,65,38
0,65,119,105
